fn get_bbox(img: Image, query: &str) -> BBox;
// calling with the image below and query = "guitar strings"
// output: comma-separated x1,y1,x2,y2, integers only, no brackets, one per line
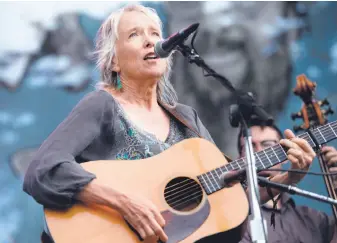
197,124,336,191
168,153,301,208
314,122,337,142
166,190,201,206
164,178,195,190
185,145,288,194
313,121,337,139
165,184,201,201
163,122,337,208
164,148,286,207
166,145,290,201
164,180,199,196
175,123,337,207
170,192,203,209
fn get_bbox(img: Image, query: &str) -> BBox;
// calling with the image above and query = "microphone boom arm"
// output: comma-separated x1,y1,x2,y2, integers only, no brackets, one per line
176,44,273,125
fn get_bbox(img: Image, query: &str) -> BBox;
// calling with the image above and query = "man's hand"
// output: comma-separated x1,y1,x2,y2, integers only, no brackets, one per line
279,129,316,184
322,146,337,189
322,146,337,167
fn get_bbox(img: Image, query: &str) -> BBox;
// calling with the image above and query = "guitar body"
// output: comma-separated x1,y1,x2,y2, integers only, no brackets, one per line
44,138,249,243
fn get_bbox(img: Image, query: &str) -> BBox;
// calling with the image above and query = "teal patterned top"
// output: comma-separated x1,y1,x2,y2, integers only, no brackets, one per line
114,100,197,161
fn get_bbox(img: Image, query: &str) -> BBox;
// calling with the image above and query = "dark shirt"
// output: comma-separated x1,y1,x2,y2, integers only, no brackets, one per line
240,193,337,243
23,90,215,209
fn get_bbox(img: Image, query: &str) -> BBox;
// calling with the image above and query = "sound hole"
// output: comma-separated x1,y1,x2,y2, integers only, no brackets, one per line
164,177,203,212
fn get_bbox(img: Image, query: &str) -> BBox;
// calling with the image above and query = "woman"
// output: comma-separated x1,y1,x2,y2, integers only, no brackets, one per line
24,4,316,243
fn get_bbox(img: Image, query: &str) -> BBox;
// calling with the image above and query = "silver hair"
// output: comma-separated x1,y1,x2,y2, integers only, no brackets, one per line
94,4,177,106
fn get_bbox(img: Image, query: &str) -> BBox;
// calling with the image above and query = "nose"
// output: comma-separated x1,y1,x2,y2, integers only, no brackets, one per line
143,34,155,49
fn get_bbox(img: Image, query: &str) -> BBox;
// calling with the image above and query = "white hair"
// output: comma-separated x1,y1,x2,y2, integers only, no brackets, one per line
94,4,177,106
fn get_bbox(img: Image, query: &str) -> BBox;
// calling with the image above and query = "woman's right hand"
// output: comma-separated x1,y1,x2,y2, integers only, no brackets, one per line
76,181,168,242
117,193,168,243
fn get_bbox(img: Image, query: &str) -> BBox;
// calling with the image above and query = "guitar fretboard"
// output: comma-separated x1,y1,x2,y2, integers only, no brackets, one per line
197,120,337,195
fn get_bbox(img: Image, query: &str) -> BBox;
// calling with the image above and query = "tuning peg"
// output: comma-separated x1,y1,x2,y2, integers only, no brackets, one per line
318,98,330,106
293,125,304,133
291,112,302,120
323,106,334,116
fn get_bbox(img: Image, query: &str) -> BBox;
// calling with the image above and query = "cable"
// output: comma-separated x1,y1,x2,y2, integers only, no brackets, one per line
190,30,199,55
260,168,337,176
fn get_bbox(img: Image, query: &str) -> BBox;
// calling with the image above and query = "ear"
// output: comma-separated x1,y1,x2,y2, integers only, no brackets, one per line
111,55,121,73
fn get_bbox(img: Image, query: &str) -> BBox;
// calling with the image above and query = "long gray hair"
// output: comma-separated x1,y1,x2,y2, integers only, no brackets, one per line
94,4,177,106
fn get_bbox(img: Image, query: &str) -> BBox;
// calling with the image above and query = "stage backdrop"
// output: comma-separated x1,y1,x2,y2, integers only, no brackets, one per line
1,1,337,242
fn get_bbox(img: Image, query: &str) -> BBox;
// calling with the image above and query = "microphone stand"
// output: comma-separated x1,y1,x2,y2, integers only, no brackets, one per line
258,176,337,206
176,43,272,242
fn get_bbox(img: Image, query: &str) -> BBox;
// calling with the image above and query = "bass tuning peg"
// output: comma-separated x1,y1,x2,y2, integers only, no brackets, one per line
293,125,304,133
291,111,302,120
318,98,330,106
323,107,334,116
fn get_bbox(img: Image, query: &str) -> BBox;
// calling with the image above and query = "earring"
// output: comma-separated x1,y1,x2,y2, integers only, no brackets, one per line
116,74,122,90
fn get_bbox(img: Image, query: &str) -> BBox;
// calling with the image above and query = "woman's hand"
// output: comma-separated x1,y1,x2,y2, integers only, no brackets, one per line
76,181,168,242
280,129,316,184
117,193,168,243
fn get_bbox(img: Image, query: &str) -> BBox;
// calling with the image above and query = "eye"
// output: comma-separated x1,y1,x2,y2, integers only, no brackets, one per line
261,140,278,148
129,32,138,38
152,32,160,37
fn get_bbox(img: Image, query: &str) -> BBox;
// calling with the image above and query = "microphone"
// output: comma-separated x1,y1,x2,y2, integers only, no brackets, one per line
154,23,199,58
219,168,247,188
257,176,337,206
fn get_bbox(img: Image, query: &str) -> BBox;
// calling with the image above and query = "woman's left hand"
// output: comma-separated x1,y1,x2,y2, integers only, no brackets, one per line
279,129,316,184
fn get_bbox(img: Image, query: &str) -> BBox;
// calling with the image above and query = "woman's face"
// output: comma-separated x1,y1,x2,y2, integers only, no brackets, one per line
113,11,167,82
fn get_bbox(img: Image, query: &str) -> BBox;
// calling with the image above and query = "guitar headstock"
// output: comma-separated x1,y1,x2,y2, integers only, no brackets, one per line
291,74,334,133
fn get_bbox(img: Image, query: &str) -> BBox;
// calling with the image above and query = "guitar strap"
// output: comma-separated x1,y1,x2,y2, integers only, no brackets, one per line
159,100,232,162
266,185,282,230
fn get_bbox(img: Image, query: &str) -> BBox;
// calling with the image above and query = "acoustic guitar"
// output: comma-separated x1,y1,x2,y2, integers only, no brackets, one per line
44,119,337,243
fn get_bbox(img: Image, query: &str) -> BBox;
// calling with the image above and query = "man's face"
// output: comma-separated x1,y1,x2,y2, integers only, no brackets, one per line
240,126,283,177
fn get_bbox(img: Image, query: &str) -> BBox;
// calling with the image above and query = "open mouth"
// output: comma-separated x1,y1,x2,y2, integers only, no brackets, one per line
144,52,158,60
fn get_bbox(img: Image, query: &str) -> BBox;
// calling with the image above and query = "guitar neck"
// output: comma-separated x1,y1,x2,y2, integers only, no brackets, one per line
198,120,337,195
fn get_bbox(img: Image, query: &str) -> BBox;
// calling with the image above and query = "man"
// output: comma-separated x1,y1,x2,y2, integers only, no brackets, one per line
237,120,337,243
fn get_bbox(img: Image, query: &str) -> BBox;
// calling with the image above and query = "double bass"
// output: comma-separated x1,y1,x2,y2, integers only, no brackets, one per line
291,73,337,221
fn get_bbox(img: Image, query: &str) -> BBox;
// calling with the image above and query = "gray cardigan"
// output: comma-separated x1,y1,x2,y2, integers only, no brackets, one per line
23,90,222,209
